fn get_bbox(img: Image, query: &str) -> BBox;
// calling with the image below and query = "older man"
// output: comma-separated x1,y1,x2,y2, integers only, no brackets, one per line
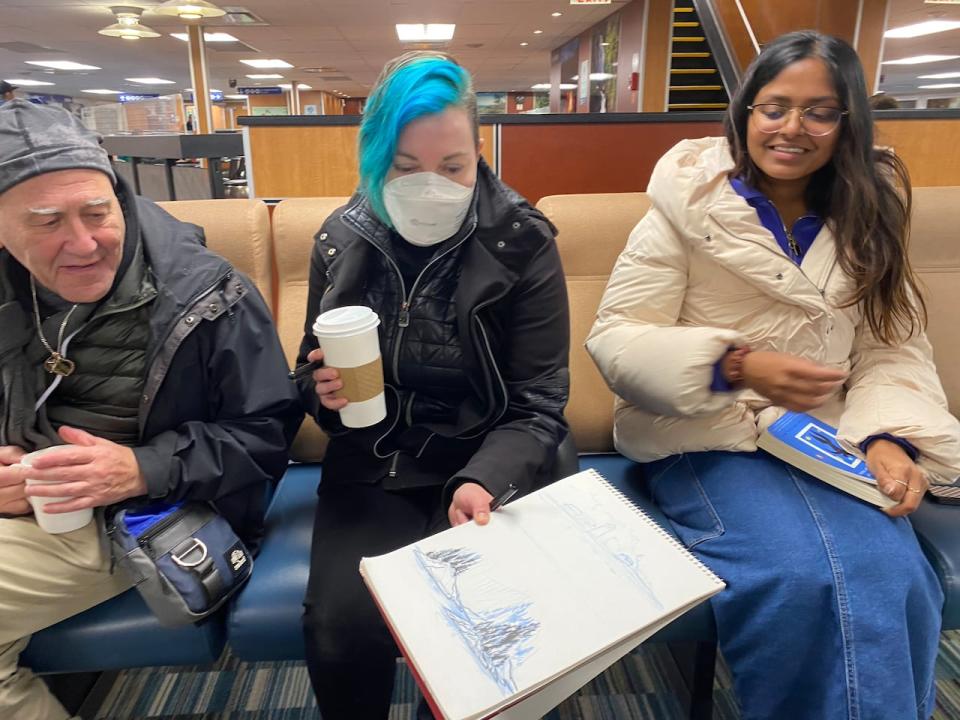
0,82,15,103
0,99,300,718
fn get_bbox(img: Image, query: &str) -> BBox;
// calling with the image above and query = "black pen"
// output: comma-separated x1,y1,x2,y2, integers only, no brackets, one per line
489,482,519,512
288,360,322,380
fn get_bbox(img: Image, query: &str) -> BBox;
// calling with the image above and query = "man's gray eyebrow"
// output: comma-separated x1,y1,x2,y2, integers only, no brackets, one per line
26,198,110,216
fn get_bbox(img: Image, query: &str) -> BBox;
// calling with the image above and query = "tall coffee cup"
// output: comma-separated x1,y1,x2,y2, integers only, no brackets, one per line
20,446,94,535
312,306,387,428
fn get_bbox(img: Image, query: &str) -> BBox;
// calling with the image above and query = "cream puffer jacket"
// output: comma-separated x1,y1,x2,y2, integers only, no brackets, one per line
586,136,960,483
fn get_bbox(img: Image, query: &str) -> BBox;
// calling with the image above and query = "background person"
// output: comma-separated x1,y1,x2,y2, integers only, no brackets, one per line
294,51,570,719
587,31,960,719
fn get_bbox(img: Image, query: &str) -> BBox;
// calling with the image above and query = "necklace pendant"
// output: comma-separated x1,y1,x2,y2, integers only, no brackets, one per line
44,353,76,377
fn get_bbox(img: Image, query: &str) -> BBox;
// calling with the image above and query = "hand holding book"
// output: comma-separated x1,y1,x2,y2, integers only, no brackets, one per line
866,438,928,517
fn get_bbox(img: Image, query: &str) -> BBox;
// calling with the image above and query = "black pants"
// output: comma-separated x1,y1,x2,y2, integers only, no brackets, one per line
303,482,449,720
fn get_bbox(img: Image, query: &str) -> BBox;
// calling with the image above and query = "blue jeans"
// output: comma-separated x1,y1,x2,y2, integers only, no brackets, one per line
646,451,943,720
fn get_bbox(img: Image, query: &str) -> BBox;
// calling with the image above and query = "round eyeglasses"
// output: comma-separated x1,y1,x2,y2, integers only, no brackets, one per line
747,103,848,137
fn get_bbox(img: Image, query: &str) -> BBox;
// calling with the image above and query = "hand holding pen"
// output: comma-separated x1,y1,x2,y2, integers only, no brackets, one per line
448,481,519,527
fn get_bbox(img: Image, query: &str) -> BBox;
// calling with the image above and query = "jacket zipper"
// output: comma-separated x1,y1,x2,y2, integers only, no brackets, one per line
348,217,477,386
707,212,834,303
34,292,158,413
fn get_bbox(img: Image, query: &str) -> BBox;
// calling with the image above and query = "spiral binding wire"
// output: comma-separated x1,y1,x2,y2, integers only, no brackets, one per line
585,468,725,588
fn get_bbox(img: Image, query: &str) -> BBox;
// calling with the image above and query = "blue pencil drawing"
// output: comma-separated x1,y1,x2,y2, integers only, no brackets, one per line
414,546,539,695
544,492,664,612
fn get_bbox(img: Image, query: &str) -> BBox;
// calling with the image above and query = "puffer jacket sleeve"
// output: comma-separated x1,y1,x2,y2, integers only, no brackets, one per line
838,312,960,484
444,235,570,503
586,206,746,417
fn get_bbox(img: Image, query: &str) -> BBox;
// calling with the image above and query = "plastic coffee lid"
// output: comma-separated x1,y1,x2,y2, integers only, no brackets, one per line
20,446,71,467
313,306,380,338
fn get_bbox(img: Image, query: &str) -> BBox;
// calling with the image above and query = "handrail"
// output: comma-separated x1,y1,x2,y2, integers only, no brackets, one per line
691,0,744,98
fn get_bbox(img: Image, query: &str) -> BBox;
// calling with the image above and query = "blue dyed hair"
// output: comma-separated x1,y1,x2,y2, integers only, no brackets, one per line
359,52,478,224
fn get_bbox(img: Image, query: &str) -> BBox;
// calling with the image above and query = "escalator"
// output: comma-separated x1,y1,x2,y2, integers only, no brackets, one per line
668,0,730,111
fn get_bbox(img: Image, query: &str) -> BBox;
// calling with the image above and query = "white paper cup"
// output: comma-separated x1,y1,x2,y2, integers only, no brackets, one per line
313,306,387,428
21,447,93,535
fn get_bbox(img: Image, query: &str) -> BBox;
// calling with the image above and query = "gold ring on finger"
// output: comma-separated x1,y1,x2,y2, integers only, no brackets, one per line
906,486,922,494
893,478,909,488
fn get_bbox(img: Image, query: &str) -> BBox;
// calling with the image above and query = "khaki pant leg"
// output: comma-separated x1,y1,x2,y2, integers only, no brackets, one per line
0,516,130,719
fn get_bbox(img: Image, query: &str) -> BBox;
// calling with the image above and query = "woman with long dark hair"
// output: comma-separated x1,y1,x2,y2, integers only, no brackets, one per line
588,31,960,717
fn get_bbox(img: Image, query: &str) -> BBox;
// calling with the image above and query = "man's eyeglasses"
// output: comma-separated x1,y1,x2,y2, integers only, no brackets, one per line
747,103,848,137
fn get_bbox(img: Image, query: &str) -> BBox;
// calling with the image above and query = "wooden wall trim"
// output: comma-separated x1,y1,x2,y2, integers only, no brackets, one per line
641,0,674,112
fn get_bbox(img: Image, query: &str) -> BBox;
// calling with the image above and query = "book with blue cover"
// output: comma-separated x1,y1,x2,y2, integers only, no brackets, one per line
758,411,895,508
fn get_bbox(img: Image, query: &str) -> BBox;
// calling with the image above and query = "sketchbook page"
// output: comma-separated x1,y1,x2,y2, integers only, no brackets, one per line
360,469,724,720
494,597,711,720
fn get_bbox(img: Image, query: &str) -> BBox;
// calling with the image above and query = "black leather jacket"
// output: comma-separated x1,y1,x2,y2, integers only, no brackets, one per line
296,160,570,504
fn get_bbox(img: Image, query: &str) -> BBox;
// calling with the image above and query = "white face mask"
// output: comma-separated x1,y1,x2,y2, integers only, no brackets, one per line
383,172,474,247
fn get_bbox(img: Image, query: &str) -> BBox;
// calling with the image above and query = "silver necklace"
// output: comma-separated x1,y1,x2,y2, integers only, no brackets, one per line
30,276,79,377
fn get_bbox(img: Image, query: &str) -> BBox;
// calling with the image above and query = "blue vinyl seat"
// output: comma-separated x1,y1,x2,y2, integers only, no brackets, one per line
23,589,227,674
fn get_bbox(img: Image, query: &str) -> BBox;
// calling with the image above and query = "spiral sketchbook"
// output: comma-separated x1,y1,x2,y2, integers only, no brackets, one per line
757,411,896,509
359,469,725,720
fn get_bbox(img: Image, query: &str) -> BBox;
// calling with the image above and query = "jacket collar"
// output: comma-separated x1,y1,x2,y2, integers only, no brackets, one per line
649,137,838,314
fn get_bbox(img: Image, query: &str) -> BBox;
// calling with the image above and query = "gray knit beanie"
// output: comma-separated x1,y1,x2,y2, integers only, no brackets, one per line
0,99,116,196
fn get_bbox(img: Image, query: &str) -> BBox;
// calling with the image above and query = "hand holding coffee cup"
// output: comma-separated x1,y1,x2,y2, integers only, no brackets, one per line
312,306,387,428
19,446,94,534
307,348,348,412
0,445,30,516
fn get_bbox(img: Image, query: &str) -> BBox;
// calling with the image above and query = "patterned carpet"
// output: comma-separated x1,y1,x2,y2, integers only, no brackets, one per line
92,631,960,719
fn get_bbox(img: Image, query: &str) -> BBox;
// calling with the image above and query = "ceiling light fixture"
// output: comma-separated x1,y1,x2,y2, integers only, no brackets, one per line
884,20,960,39
83,89,122,94
25,60,101,71
919,82,960,88
533,29,543,34
99,6,161,40
919,71,960,79
278,83,312,90
882,54,960,65
520,41,529,46
395,24,456,42
552,11,562,17
240,58,293,68
170,32,239,42
153,0,227,20
225,94,247,100
4,78,55,86
245,73,284,79
126,77,176,84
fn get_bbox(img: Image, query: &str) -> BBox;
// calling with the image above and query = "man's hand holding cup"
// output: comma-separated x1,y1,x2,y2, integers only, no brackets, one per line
308,347,348,412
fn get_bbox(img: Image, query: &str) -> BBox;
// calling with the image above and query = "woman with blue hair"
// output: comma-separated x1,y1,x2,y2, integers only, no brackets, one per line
294,52,570,718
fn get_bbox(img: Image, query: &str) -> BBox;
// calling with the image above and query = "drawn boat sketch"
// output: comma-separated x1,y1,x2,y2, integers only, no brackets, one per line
414,546,540,694
543,490,665,612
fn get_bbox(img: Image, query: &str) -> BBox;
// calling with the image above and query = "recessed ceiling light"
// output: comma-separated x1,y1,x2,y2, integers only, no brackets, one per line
170,32,239,42
153,0,227,20
25,60,100,71
126,77,176,84
278,83,312,90
246,74,284,79
882,54,960,65
82,89,122,94
533,29,543,34
240,59,294,68
884,20,960,39
396,24,456,42
520,42,529,46
919,82,960,89
552,11,562,17
5,78,54,86
919,71,960,79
